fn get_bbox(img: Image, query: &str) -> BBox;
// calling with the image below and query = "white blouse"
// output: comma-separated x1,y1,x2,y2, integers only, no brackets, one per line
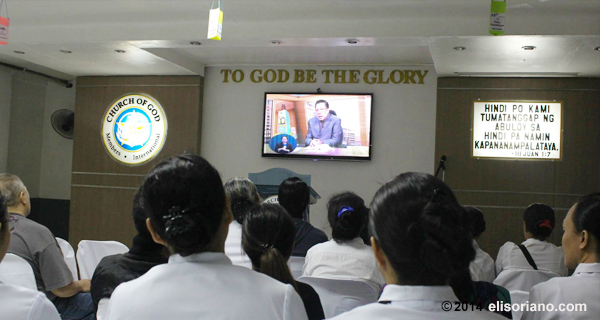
496,238,567,276
224,221,252,269
302,238,385,287
470,240,496,283
522,263,600,320
0,282,60,320
105,252,308,320
328,284,506,320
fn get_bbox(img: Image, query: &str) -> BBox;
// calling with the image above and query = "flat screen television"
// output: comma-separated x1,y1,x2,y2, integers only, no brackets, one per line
262,93,373,161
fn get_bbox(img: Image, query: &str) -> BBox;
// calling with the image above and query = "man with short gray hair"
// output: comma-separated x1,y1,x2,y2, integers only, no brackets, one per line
0,173,94,320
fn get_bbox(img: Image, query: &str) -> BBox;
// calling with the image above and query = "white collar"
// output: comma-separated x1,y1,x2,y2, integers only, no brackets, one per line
168,252,232,265
522,238,546,246
472,239,481,250
378,285,459,303
573,262,600,276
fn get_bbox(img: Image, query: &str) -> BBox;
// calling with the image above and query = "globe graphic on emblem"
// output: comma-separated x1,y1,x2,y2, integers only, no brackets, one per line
114,109,152,151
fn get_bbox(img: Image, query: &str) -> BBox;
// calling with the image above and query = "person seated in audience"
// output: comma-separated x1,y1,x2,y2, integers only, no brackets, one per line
90,187,168,316
465,206,496,282
329,172,505,320
0,192,61,320
278,177,327,257
0,174,94,320
496,203,567,276
242,203,324,320
302,192,385,287
104,155,308,320
522,193,600,320
223,177,260,268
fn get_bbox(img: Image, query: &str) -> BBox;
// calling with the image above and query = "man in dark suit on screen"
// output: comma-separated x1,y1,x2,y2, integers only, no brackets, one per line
304,100,343,147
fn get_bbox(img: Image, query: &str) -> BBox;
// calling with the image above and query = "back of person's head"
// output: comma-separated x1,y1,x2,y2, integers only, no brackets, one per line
242,203,297,289
327,192,368,242
142,154,225,256
0,173,26,207
278,177,309,219
572,193,600,254
131,187,151,237
224,177,259,224
369,172,475,286
464,206,486,239
523,203,555,240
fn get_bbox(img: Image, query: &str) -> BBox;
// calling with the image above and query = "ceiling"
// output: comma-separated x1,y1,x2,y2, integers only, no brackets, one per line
0,0,598,82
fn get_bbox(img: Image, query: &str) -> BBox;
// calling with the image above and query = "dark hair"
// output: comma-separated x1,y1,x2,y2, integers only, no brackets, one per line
572,193,600,254
242,203,297,290
224,177,259,224
278,177,309,219
523,203,555,240
464,206,486,238
327,192,368,242
315,100,329,109
132,187,150,236
142,154,225,256
369,172,475,286
0,192,7,230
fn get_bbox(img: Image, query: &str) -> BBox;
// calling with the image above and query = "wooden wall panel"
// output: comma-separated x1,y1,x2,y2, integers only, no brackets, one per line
436,78,600,258
70,76,203,248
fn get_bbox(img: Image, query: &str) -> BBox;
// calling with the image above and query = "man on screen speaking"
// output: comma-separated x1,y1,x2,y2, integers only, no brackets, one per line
305,99,343,147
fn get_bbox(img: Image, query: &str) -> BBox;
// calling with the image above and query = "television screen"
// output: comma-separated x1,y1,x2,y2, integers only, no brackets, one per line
262,93,373,161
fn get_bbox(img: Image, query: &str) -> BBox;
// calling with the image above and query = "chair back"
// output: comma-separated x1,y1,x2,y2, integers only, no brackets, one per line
76,240,129,279
493,269,560,292
0,253,37,290
297,276,380,318
287,256,305,279
56,237,78,280
509,290,530,320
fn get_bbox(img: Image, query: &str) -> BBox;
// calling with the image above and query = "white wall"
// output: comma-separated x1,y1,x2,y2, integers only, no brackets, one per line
201,66,438,235
0,68,12,173
3,71,75,199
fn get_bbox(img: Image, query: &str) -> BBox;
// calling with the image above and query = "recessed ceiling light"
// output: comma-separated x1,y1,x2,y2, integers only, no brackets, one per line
522,46,536,50
114,49,126,53
270,40,283,45
13,51,25,54
595,46,600,51
189,41,202,46
345,39,360,45
60,50,72,54
453,46,466,51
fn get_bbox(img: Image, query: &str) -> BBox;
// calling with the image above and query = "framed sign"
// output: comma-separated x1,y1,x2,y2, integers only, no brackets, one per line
472,101,562,160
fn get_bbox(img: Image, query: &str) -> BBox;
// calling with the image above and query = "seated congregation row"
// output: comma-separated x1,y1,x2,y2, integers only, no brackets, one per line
0,155,598,320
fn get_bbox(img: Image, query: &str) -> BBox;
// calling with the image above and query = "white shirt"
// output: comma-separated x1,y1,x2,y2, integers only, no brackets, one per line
0,281,61,320
328,284,506,320
224,221,252,269
470,240,496,283
105,252,308,320
302,238,385,287
522,263,600,320
496,238,567,276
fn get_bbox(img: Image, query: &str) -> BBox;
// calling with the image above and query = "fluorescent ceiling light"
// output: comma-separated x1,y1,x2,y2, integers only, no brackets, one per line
454,72,578,77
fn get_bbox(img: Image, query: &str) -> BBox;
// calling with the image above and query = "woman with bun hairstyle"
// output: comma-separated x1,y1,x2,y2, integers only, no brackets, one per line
223,177,260,268
329,172,505,320
523,193,600,320
302,192,385,287
496,203,568,277
242,203,324,320
465,206,496,283
105,155,308,320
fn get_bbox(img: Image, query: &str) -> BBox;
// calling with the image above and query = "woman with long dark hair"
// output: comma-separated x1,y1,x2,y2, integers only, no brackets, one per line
329,172,504,320
243,203,324,320
105,155,307,320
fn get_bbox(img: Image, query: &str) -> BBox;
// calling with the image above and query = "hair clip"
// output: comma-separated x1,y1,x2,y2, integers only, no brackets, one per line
261,243,274,253
337,206,354,218
539,219,553,229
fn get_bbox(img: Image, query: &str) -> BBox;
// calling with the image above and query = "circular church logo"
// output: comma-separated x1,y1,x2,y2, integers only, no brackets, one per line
101,94,167,165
